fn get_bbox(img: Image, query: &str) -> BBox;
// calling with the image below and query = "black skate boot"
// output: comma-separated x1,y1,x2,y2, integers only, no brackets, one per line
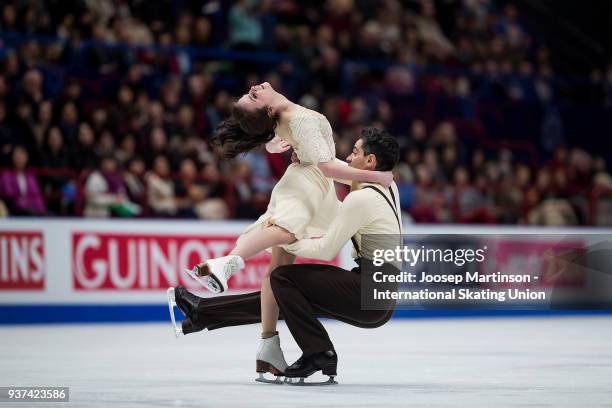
284,350,338,386
174,286,203,318
166,286,206,337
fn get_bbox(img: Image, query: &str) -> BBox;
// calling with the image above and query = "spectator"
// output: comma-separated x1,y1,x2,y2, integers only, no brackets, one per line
228,0,262,49
190,160,228,220
173,104,197,140
528,199,578,226
406,119,427,150
0,145,46,215
192,16,213,47
451,166,494,223
146,155,177,217
71,123,98,171
116,134,137,167
145,101,167,135
441,144,459,181
0,102,15,167
144,126,169,166
174,158,203,218
20,69,45,108
410,163,442,222
243,151,276,194
91,107,109,136
40,126,72,212
411,0,455,60
10,100,39,165
59,102,79,143
83,155,139,218
123,157,146,206
108,84,134,133
96,130,116,158
187,74,210,135
32,100,53,148
227,160,259,219
206,90,231,134
200,160,226,200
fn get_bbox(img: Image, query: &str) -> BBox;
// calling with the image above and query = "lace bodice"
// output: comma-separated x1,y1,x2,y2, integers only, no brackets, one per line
277,106,335,164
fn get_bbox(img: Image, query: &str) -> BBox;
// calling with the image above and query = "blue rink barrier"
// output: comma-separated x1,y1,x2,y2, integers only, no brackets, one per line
0,304,611,325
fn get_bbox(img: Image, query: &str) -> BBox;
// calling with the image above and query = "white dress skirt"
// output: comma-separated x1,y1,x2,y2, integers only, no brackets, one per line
236,105,340,249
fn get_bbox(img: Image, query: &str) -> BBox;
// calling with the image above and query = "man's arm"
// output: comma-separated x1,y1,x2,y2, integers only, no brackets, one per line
285,191,372,260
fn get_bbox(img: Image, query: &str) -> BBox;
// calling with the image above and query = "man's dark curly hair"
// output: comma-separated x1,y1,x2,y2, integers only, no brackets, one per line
360,127,399,171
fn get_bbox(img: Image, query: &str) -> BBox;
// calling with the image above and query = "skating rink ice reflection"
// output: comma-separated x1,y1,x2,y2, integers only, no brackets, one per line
1,317,611,407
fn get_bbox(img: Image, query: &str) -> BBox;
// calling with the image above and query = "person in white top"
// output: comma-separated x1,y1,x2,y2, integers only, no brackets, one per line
170,127,401,384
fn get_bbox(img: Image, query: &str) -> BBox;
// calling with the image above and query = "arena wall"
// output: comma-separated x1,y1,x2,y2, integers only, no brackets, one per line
1,219,610,323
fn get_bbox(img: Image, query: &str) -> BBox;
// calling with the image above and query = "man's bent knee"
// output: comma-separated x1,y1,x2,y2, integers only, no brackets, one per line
270,264,293,281
269,265,295,293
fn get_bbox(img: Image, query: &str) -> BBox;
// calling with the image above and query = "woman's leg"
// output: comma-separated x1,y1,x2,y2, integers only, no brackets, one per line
229,225,295,260
261,246,295,335
191,225,296,294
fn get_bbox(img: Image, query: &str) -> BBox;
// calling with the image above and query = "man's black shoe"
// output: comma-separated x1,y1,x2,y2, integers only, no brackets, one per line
175,286,202,318
284,350,337,378
181,317,206,335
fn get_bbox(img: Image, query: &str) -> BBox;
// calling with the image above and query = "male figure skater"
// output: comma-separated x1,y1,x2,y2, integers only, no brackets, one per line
168,127,402,384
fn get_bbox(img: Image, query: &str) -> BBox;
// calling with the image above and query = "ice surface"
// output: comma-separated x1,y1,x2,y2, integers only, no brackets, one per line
1,317,611,407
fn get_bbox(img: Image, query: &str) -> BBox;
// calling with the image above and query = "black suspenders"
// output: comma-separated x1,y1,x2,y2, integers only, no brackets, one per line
351,186,401,257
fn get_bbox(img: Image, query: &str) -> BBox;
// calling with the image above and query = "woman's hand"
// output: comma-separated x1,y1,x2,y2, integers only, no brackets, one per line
375,171,394,187
265,136,291,154
318,160,394,187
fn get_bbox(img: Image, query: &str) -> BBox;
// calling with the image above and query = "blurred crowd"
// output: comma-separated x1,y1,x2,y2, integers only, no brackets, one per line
392,120,612,225
0,0,611,225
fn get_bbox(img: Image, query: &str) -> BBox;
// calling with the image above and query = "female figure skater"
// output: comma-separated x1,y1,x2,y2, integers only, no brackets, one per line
183,82,392,376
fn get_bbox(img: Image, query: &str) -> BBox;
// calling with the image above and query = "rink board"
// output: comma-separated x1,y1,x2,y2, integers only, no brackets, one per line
1,219,611,323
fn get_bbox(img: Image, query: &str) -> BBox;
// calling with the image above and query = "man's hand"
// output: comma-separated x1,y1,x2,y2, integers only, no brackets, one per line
291,151,300,164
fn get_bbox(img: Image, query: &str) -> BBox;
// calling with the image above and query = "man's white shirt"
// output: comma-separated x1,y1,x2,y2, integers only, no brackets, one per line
285,181,402,261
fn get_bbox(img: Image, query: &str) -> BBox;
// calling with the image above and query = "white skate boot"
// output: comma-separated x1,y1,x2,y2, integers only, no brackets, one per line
255,334,289,385
183,255,245,294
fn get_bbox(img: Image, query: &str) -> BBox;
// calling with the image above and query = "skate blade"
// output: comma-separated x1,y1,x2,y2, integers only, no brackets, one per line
284,376,337,386
255,373,284,385
183,267,222,294
166,287,183,338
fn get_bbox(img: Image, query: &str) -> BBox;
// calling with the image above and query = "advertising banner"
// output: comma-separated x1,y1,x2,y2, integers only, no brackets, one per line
1,219,611,322
0,219,348,306
0,230,45,290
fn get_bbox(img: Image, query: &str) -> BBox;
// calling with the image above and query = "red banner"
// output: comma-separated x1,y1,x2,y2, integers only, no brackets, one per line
0,231,45,290
71,232,339,291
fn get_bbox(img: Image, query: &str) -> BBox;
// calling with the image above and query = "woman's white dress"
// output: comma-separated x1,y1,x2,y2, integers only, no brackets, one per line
237,105,340,247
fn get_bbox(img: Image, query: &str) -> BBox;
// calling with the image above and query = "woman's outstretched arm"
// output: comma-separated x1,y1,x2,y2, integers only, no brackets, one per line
318,160,393,187
330,159,351,185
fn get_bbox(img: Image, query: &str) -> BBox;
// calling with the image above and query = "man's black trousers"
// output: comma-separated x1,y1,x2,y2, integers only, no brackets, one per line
191,264,395,356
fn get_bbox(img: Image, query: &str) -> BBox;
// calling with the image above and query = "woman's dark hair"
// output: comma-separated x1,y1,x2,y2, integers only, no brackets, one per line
360,126,400,171
211,103,278,158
